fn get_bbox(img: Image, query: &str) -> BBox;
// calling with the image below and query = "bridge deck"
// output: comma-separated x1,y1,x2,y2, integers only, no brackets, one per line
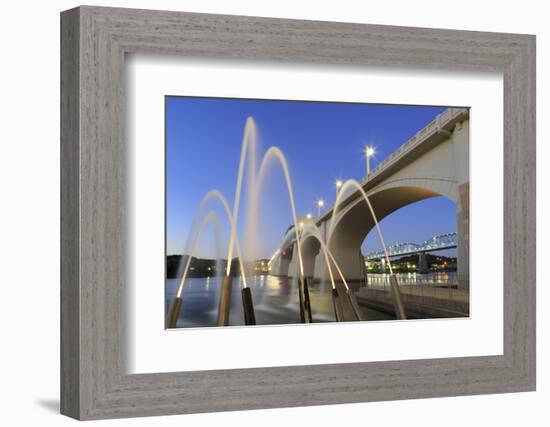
317,107,469,223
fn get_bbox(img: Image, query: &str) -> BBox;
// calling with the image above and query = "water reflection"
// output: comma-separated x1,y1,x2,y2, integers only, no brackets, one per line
365,271,458,287
166,275,393,329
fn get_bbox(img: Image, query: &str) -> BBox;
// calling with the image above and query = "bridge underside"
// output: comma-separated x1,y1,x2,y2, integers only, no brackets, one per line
313,186,442,282
272,181,469,289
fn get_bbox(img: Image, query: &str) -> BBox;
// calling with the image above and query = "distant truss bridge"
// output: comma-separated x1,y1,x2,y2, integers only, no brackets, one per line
364,232,457,261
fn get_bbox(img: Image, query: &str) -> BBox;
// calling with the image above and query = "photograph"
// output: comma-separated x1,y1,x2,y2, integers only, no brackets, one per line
165,97,470,328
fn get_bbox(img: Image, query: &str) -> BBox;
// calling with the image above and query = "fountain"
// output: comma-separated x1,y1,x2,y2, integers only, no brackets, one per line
255,146,311,323
166,190,250,328
168,117,260,328
222,117,259,326
168,117,404,327
327,178,407,319
297,223,366,321
166,210,222,328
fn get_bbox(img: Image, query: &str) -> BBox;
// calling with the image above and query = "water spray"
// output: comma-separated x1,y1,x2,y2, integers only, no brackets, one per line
256,146,311,322
328,179,406,320
166,211,221,328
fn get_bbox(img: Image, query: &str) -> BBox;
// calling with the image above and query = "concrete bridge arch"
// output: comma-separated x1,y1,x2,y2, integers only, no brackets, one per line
272,110,469,289
314,181,458,281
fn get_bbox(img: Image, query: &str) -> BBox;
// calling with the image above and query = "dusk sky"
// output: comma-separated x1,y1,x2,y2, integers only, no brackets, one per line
166,97,457,259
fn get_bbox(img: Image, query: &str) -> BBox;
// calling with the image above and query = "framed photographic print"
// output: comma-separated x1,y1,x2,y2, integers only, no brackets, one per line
61,5,536,420
163,98,470,330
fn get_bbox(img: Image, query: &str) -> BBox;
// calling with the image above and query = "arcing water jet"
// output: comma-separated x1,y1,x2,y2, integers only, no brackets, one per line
327,178,406,319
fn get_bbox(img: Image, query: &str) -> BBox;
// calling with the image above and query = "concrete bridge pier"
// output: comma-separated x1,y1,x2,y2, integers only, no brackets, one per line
301,237,320,279
288,242,300,278
313,250,329,282
418,252,429,274
456,182,470,290
314,245,364,282
279,257,288,276
271,251,291,276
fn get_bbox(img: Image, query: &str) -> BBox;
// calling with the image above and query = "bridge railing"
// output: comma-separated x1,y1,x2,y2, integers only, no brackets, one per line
317,108,466,221
358,273,468,310
360,107,467,186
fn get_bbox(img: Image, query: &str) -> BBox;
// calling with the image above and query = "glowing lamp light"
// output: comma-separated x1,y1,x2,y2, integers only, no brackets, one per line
365,146,375,177
365,146,375,157
316,199,325,217
335,179,343,198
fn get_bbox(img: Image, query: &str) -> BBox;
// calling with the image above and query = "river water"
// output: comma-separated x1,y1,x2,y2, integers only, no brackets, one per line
166,276,348,328
365,271,458,288
166,273,453,328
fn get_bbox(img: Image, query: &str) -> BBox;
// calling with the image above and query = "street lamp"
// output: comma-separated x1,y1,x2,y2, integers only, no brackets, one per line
306,213,312,220
335,179,343,198
365,146,375,177
317,199,325,217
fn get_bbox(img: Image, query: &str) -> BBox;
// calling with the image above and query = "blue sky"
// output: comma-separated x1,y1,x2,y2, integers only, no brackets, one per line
166,97,457,259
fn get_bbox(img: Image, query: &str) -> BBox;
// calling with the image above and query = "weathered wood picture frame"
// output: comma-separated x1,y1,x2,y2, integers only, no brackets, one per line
60,5,536,420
